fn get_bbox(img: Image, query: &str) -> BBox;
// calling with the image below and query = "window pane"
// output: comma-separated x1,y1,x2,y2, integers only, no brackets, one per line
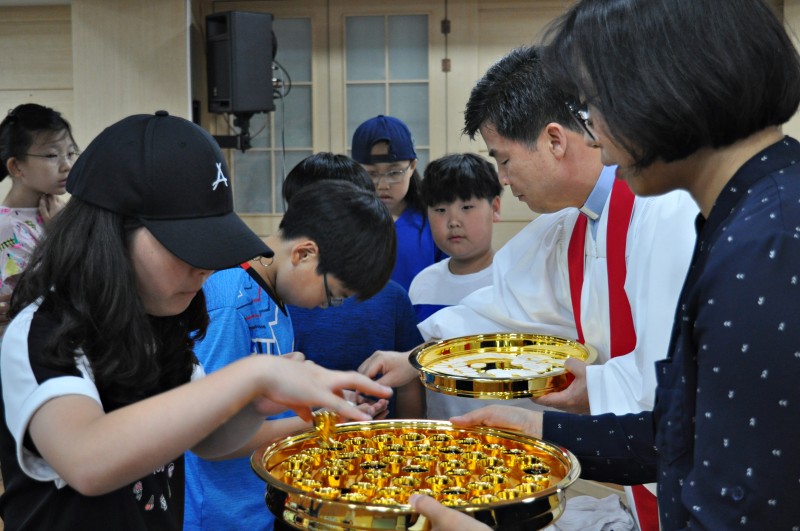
388,15,427,80
347,84,386,142
346,16,385,81
248,112,271,149
415,148,429,175
233,151,271,213
273,18,311,82
274,85,312,147
390,83,429,145
274,149,313,213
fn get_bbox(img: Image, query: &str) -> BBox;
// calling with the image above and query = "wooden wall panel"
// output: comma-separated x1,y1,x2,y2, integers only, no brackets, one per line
70,0,190,148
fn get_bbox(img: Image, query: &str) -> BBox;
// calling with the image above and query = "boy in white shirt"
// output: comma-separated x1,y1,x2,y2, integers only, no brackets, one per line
408,153,502,418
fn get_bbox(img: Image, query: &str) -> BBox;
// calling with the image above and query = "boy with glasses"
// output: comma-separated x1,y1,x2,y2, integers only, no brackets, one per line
185,170,396,531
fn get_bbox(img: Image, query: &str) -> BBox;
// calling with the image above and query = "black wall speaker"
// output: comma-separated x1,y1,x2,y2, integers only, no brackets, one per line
206,11,275,114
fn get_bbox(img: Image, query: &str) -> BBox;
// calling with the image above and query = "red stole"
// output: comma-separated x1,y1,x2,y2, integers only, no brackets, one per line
567,180,659,531
567,178,636,355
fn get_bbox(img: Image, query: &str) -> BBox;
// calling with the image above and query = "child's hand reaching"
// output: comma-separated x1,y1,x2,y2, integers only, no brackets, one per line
251,356,393,423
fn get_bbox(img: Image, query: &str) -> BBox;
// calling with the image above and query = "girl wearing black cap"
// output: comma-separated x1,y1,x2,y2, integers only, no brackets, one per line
0,103,75,324
0,112,392,530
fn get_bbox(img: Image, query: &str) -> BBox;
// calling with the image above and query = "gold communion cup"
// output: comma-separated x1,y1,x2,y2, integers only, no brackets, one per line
297,478,322,492
377,486,410,503
313,486,341,500
482,443,506,458
392,475,421,489
440,487,469,501
470,494,501,505
445,468,471,487
357,447,379,462
364,470,392,488
340,492,368,503
320,466,348,488
380,455,406,475
400,432,427,447
402,464,429,478
497,488,523,501
344,436,370,449
349,481,377,497
463,452,488,471
441,498,469,507
466,481,495,498
440,459,466,473
428,433,454,447
517,482,546,495
370,433,396,450
360,460,387,472
300,447,327,467
480,473,508,493
438,445,465,457
455,437,482,452
425,475,452,493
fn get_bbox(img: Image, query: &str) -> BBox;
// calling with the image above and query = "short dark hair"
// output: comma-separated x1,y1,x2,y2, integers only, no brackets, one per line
0,103,76,181
282,152,374,204
281,180,396,300
543,0,800,168
421,153,502,207
463,45,579,144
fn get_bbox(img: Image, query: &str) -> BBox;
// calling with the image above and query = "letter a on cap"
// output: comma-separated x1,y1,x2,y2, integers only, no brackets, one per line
212,162,229,191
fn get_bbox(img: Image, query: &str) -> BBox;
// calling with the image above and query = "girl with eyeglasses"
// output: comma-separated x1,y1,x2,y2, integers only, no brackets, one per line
351,115,447,292
0,103,77,324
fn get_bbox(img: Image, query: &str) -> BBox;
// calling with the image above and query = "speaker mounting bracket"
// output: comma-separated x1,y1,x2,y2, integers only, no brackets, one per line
213,112,254,152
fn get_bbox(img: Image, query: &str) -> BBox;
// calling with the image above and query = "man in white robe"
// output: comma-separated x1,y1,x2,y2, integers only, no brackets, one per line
361,46,697,531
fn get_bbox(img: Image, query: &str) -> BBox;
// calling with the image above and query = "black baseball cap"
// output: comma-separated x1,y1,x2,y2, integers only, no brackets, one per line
67,111,272,270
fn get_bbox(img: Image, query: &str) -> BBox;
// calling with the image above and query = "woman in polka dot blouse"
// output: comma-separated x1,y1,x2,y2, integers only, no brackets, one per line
409,0,800,529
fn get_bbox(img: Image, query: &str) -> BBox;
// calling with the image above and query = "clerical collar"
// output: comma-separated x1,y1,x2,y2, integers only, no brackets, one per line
579,165,616,221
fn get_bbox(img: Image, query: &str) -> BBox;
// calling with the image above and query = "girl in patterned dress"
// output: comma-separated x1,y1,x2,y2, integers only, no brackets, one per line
0,103,76,300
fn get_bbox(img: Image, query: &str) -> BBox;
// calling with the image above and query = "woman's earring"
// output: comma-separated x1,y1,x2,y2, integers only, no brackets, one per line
255,255,274,268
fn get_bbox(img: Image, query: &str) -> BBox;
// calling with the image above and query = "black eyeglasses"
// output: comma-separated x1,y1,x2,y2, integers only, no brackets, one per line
565,100,596,140
322,273,346,308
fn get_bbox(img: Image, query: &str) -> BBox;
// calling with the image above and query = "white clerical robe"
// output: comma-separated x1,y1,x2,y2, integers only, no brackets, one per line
418,188,698,417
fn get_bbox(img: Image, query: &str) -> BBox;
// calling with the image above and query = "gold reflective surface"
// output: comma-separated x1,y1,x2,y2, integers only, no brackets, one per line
410,333,597,399
252,419,580,530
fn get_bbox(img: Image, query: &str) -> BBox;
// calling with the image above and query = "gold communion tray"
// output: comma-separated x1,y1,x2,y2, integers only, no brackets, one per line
409,333,597,399
251,419,580,531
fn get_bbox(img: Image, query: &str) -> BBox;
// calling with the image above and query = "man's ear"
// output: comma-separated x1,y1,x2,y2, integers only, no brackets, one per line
491,195,502,223
543,122,569,161
290,239,320,266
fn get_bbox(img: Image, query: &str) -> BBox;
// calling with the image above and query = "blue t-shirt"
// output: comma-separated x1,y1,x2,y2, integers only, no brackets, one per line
289,280,423,415
184,266,294,531
392,207,447,291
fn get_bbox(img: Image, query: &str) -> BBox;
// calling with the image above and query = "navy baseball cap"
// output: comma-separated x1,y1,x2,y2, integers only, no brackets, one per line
67,111,272,270
351,115,417,164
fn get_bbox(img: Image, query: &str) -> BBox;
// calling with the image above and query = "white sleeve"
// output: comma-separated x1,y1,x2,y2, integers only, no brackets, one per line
2,304,102,487
586,191,697,414
418,210,579,342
